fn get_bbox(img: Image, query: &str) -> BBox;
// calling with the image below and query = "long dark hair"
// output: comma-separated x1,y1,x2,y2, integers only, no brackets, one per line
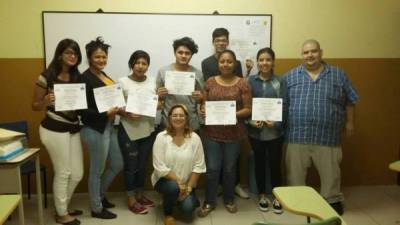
256,47,276,75
43,38,82,87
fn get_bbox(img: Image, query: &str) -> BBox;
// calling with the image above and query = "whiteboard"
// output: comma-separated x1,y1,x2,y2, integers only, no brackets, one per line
43,12,272,80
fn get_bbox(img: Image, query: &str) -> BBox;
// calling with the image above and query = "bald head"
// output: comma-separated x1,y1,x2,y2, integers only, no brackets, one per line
301,39,323,70
302,39,321,52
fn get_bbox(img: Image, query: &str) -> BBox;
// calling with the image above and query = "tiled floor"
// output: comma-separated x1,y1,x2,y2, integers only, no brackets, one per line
5,185,400,225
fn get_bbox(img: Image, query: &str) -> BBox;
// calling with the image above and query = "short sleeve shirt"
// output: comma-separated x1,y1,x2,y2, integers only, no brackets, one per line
203,77,252,142
284,64,359,146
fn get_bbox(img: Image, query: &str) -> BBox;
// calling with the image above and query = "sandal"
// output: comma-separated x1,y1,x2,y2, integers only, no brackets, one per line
197,203,215,217
225,203,237,213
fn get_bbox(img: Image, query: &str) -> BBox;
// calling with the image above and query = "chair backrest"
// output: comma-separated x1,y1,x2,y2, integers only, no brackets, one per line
0,121,37,173
0,120,28,139
253,216,342,225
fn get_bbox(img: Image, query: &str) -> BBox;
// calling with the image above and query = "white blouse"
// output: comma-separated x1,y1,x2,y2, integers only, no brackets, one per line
118,76,156,140
151,130,206,186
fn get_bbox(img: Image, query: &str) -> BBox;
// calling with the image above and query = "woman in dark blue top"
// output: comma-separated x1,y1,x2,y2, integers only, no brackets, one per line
247,48,284,214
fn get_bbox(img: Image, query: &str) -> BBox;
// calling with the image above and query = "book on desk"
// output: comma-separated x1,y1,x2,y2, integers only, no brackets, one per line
0,128,27,161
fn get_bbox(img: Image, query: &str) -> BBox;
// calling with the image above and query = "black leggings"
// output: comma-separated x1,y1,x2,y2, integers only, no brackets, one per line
249,136,283,194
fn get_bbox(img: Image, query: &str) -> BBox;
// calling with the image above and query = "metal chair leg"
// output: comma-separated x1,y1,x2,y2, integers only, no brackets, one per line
41,168,48,208
27,173,31,199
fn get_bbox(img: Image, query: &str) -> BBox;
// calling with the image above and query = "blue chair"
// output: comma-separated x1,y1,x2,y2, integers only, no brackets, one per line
0,121,48,208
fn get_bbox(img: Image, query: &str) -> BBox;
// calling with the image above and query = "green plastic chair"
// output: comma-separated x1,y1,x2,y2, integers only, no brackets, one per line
252,216,342,225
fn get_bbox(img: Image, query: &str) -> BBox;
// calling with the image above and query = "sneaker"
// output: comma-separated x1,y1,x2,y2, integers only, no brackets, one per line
272,199,283,214
137,195,155,207
197,203,215,217
258,196,270,212
91,208,117,219
164,216,176,225
235,185,250,199
128,202,148,214
329,202,344,215
102,197,115,208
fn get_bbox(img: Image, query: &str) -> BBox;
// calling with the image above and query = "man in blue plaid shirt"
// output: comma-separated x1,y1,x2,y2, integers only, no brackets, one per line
284,40,359,215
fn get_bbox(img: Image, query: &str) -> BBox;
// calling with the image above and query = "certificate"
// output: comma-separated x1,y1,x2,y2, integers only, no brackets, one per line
93,84,126,113
251,98,283,122
205,101,236,125
164,71,196,95
125,90,158,117
54,83,87,111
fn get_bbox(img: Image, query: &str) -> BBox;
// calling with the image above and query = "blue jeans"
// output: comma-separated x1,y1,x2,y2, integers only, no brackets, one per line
118,125,155,196
203,137,240,205
81,123,123,212
155,178,200,216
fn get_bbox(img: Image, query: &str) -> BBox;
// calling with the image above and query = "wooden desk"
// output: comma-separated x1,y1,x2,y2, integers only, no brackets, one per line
0,195,21,225
0,148,44,225
389,161,400,172
273,186,346,225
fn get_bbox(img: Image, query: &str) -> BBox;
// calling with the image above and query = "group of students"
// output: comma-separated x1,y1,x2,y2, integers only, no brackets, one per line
32,27,358,225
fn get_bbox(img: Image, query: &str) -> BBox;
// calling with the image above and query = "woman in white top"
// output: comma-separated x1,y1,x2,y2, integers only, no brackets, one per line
152,104,206,225
118,50,158,214
32,38,83,225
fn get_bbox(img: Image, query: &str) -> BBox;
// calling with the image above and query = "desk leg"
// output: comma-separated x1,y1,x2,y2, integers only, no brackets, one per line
16,167,25,225
35,156,44,225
